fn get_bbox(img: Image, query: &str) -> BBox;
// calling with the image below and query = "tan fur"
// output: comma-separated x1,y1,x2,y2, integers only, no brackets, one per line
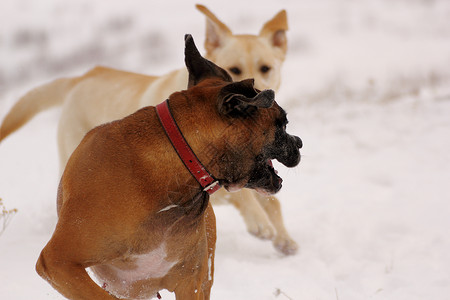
0,5,297,254
0,78,80,140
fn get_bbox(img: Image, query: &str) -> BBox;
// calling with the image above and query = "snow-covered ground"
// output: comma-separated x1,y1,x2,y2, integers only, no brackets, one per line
1,0,450,299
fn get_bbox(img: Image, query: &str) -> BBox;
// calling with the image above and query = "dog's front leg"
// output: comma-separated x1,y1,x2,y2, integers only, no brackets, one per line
172,253,213,300
173,203,216,300
36,249,117,300
255,193,298,255
171,250,213,300
226,188,275,240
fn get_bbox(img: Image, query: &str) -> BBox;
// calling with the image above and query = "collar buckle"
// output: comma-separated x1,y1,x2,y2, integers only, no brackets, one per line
203,180,221,194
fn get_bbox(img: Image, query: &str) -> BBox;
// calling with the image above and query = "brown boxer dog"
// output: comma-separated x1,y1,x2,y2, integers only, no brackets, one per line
36,35,302,300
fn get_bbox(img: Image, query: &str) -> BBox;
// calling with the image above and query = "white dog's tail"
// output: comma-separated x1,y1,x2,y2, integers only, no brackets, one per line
0,77,76,142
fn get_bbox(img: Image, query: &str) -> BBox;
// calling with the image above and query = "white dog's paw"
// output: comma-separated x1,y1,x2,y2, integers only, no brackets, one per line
273,236,298,255
245,217,275,240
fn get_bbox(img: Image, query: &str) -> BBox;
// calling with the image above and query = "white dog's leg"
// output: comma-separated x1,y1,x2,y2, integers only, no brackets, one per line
226,189,275,240
255,193,298,255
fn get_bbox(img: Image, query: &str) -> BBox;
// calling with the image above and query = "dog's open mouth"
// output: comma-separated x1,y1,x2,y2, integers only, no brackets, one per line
244,157,283,195
267,159,278,175
263,159,283,193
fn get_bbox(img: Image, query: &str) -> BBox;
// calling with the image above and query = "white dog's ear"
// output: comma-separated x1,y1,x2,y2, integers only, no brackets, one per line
259,10,288,56
196,4,232,54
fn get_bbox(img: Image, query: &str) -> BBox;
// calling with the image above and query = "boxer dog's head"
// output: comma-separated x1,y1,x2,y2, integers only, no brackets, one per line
182,34,302,195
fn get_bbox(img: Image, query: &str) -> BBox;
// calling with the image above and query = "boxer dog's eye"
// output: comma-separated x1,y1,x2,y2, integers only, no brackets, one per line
276,111,288,131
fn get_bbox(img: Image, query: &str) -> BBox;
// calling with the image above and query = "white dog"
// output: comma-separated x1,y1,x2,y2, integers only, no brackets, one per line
0,5,297,254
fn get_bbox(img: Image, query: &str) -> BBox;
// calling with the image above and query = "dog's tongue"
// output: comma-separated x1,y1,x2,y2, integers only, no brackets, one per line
267,159,278,174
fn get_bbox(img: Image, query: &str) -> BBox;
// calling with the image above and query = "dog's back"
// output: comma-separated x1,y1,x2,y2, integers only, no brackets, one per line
0,5,288,172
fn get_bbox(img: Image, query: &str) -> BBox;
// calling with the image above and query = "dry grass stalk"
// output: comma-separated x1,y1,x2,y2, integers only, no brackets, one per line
0,198,18,235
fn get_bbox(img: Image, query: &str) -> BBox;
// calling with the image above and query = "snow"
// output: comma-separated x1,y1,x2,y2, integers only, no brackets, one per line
1,0,450,299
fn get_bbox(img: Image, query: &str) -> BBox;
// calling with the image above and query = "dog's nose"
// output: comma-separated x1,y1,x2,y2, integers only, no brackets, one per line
295,136,303,149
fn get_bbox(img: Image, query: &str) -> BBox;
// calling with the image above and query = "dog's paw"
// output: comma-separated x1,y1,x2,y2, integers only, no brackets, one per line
246,219,275,240
250,224,275,240
273,236,298,256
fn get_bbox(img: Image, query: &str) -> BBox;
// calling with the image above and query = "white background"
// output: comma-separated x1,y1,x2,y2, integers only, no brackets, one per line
1,0,450,299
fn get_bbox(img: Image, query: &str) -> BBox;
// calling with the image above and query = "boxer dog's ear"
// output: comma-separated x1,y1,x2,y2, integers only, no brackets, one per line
184,34,232,88
218,79,275,116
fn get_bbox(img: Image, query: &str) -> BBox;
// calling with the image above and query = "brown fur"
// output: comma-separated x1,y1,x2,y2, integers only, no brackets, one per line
36,37,302,299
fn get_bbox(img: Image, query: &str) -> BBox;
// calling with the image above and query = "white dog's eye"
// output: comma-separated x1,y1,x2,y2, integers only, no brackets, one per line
229,67,242,75
260,65,271,74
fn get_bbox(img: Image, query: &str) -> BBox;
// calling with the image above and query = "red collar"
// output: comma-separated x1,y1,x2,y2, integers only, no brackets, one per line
156,100,221,195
